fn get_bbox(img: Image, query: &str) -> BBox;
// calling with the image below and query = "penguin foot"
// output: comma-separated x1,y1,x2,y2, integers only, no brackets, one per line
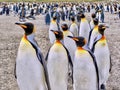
100,84,106,90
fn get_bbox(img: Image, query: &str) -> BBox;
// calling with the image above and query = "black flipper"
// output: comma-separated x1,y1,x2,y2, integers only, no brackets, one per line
87,50,100,90
62,45,73,84
29,40,51,90
88,29,93,46
45,47,51,61
14,62,17,79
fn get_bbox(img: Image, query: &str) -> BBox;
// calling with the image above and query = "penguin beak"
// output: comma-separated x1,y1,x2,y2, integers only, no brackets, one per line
105,26,109,28
102,26,109,29
51,30,58,35
15,22,27,29
68,36,79,41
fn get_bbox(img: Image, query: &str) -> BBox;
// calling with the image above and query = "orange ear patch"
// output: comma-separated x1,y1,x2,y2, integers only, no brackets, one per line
33,27,36,33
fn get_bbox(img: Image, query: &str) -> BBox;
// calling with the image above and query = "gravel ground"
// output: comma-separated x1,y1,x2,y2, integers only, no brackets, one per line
0,12,120,90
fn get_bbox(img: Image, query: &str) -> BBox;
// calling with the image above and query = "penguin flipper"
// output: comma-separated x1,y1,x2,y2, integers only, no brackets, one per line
87,50,99,90
88,29,93,45
29,40,51,90
45,47,51,61
38,52,51,90
62,45,73,84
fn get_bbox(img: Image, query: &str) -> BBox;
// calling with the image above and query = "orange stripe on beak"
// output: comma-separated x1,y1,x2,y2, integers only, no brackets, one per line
73,38,79,41
20,25,27,29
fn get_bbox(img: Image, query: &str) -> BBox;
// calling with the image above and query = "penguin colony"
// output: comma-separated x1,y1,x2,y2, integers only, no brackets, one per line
15,12,112,90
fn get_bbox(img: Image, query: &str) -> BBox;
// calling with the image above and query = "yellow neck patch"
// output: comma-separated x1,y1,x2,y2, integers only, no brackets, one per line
72,22,76,26
21,35,29,44
63,31,69,37
99,36,106,46
51,20,56,24
76,47,87,55
81,18,86,22
94,25,98,31
52,40,63,51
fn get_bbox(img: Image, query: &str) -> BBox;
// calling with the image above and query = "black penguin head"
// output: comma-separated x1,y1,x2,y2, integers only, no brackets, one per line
93,18,99,25
68,36,86,47
80,13,85,18
98,24,109,35
71,16,75,22
53,16,57,20
51,30,63,40
61,23,68,31
91,13,96,19
15,22,35,35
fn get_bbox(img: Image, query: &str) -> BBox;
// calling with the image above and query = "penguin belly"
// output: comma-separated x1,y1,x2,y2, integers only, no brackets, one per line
64,37,76,61
79,21,90,43
89,30,99,49
47,44,68,90
73,51,97,90
90,20,95,30
16,41,47,90
70,24,78,37
94,41,110,86
49,23,58,44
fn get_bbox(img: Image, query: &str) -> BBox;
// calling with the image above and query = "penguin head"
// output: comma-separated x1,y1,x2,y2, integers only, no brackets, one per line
51,30,63,40
71,16,75,22
98,24,109,35
91,13,96,19
68,36,86,47
61,23,68,31
80,13,85,18
53,16,57,20
15,22,35,35
93,18,99,25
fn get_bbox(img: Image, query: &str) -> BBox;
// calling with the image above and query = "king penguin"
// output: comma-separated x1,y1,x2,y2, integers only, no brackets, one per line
69,16,79,37
88,18,99,49
92,24,111,90
90,13,96,30
49,16,60,44
46,30,73,90
61,23,76,61
15,22,51,90
68,36,99,90
79,13,91,45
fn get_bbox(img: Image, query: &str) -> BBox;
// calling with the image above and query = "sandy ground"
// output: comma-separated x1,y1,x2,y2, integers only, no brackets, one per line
0,12,120,90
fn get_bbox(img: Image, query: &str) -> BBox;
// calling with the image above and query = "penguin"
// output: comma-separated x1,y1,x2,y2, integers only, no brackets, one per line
69,16,79,37
88,18,99,49
68,36,99,90
96,10,102,23
90,13,96,30
92,24,111,90
46,30,73,90
61,23,76,61
15,22,50,90
79,13,91,45
49,16,60,44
